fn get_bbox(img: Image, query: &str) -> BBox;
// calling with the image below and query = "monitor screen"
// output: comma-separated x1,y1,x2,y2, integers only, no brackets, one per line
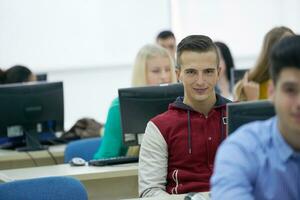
36,73,47,81
230,68,248,90
119,83,184,146
227,100,276,135
0,81,64,151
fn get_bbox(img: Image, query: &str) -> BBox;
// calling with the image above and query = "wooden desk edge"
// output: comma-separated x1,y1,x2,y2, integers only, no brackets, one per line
0,163,138,182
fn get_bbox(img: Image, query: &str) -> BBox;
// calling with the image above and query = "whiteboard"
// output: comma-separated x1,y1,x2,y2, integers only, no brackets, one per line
0,0,171,72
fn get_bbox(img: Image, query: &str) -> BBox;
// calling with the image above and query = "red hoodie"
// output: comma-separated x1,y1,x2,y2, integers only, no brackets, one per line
151,94,230,194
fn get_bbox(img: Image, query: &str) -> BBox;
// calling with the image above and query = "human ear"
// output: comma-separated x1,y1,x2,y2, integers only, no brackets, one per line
216,67,221,80
176,69,182,82
268,80,275,102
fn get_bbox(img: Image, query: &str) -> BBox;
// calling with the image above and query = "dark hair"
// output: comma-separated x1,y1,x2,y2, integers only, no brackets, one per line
215,41,235,81
156,30,175,41
270,35,300,84
0,65,33,84
0,69,5,84
176,35,219,69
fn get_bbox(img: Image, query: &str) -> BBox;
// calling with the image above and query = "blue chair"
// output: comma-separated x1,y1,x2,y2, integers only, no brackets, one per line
0,176,88,200
64,137,101,163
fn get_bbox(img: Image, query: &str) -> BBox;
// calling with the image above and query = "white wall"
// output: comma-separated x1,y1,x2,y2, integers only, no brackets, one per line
48,65,132,129
0,0,171,130
171,0,300,68
0,0,171,72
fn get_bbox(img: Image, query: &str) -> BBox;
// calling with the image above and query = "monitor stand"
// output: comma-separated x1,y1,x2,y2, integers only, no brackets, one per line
16,129,48,151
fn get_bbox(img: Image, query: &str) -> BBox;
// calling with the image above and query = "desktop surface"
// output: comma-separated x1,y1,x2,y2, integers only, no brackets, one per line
0,144,65,170
0,163,138,182
0,163,138,200
122,192,210,200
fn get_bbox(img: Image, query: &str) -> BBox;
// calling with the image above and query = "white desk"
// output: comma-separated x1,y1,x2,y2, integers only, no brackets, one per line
123,192,210,200
0,163,138,200
0,145,65,170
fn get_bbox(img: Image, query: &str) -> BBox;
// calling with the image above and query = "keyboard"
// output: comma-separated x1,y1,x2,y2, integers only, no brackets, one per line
88,156,139,166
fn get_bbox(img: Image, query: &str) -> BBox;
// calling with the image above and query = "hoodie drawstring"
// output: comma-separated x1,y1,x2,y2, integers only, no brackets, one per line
187,110,192,154
220,109,227,142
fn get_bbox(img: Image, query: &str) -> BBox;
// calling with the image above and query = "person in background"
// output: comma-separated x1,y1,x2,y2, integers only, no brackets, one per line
139,35,231,197
234,26,294,101
0,65,36,145
211,35,300,200
215,41,235,100
0,65,36,84
93,44,177,159
156,30,176,59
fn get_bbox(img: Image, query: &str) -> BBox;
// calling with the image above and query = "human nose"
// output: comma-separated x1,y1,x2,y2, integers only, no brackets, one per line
160,70,169,82
194,72,205,85
295,93,300,110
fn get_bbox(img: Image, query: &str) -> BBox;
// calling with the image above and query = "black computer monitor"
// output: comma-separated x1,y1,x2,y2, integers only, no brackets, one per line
36,73,47,81
230,68,248,90
227,100,276,135
0,81,64,151
119,83,184,146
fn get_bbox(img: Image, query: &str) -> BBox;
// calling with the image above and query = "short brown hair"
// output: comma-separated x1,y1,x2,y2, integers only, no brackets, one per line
270,35,300,84
176,35,219,69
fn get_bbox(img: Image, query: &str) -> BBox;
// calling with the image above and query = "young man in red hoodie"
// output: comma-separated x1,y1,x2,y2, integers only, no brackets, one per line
139,35,231,197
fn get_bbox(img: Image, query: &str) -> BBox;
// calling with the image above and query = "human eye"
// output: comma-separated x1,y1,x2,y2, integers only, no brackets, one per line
185,69,196,75
204,68,215,75
164,67,171,72
282,84,298,96
151,68,160,73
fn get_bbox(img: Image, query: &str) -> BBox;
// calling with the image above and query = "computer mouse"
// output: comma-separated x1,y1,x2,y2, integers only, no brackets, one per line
69,157,86,166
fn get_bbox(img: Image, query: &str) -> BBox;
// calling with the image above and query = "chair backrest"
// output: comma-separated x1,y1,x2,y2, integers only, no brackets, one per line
64,137,101,163
0,176,88,200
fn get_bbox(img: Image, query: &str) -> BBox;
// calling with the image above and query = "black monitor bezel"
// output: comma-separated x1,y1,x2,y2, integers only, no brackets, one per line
0,81,64,151
118,83,184,146
227,100,276,135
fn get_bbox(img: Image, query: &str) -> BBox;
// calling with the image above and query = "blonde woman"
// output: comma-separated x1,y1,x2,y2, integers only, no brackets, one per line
93,44,177,159
234,26,294,101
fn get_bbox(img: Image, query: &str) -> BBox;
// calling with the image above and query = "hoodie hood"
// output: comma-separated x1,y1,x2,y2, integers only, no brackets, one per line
170,93,231,112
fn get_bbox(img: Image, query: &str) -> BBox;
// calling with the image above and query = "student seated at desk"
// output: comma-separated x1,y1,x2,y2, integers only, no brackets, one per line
234,26,294,101
93,44,177,159
211,35,300,200
139,35,231,197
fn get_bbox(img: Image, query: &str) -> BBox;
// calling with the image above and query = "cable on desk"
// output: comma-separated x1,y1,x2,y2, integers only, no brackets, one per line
46,149,58,164
25,131,59,165
26,151,38,167
22,131,45,166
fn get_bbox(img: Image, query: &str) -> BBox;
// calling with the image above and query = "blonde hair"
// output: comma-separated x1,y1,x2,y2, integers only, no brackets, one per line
234,26,294,101
131,44,177,86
